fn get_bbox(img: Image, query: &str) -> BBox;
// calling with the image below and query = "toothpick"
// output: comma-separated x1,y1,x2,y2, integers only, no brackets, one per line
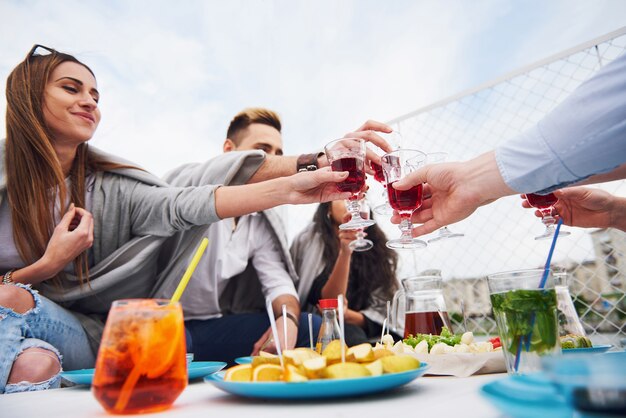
266,300,283,368
338,295,346,363
308,313,314,350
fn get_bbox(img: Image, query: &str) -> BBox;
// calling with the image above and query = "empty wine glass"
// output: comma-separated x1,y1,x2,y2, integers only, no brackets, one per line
425,152,464,243
349,197,374,252
525,192,571,240
325,138,376,230
381,149,427,250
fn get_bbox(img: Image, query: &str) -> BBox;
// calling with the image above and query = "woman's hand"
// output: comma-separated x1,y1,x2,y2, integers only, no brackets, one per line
40,204,94,277
338,214,358,252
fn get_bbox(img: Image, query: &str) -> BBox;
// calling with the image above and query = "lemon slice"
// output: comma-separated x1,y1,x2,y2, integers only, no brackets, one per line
252,364,284,382
224,364,253,382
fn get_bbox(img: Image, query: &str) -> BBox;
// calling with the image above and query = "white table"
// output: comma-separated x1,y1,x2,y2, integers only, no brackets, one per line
0,373,505,418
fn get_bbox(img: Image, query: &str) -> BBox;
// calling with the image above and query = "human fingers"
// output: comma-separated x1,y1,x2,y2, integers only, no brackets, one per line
410,219,442,237
57,203,77,230
411,206,434,224
392,168,427,190
72,209,94,248
347,130,393,154
251,328,273,356
354,119,393,134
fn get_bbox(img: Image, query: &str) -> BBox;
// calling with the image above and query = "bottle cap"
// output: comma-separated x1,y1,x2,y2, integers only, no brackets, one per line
319,298,338,309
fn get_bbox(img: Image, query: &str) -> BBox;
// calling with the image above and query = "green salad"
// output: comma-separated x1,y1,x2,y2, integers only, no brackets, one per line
403,327,461,350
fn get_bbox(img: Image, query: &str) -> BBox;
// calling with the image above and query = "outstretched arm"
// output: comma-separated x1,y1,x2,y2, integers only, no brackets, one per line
391,151,515,237
215,168,351,219
246,120,393,183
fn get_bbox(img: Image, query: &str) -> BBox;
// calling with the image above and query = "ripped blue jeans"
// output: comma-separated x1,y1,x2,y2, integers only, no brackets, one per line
0,284,95,394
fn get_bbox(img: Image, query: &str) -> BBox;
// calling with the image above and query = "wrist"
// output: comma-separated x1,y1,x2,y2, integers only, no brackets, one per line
278,311,299,327
612,197,626,231
464,151,516,204
297,152,324,173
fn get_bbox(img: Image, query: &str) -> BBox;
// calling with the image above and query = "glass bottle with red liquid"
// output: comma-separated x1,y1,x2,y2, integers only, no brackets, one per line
381,149,427,249
525,192,571,240
325,137,376,230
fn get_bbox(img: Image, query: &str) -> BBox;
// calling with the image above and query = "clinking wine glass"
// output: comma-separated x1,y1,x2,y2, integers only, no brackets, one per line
381,149,427,250
348,197,374,252
425,152,464,243
325,138,376,230
370,159,394,216
525,192,571,240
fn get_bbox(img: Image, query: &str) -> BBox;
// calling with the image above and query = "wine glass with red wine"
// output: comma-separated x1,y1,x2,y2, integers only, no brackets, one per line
348,197,374,252
325,138,376,230
525,192,571,240
425,152,464,243
381,149,428,249
370,160,394,216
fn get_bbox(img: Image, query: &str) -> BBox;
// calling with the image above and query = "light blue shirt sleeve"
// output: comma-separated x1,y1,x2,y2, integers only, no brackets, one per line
495,52,626,194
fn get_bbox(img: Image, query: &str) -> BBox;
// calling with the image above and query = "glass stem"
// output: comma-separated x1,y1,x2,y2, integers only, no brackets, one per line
347,198,360,220
399,216,413,243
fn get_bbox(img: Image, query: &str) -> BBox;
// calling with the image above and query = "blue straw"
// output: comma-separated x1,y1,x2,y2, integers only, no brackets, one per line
539,218,563,289
513,218,564,372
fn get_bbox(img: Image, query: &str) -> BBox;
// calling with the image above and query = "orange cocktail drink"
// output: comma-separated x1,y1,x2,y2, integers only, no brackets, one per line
92,299,187,414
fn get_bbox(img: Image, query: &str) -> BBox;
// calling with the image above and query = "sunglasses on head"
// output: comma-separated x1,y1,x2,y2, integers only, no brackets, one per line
27,44,57,59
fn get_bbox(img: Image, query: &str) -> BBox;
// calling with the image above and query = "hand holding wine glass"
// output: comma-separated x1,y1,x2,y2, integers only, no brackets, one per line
424,152,464,243
523,192,571,240
324,138,376,230
382,149,428,249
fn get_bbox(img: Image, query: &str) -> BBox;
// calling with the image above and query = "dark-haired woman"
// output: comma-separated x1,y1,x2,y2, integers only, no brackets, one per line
0,45,352,394
290,200,401,346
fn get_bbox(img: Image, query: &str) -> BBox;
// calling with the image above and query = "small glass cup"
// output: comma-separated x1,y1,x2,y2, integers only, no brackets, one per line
92,299,187,414
487,269,561,375
325,138,375,230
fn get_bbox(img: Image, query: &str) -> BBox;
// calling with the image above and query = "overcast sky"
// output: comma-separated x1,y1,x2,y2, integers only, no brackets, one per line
1,0,625,278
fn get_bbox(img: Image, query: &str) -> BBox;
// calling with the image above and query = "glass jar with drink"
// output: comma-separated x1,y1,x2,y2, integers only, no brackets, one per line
488,269,561,375
391,275,452,338
92,299,187,414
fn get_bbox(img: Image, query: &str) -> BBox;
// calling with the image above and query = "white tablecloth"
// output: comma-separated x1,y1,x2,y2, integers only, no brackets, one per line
0,373,505,418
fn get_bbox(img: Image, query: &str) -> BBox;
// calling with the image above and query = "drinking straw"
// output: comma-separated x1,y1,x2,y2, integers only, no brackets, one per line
170,238,209,304
114,238,209,412
338,295,346,363
266,299,284,368
386,301,391,335
308,313,314,350
380,319,388,344
282,304,288,350
513,218,563,372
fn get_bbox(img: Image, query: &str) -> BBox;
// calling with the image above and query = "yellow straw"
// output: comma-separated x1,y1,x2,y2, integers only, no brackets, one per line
170,238,209,304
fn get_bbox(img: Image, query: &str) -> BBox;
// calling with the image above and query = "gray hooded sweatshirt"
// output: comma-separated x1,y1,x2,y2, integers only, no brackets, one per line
0,141,264,353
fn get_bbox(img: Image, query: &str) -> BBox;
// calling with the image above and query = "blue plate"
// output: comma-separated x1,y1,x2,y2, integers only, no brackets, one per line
234,356,252,365
562,344,612,355
204,363,429,399
61,361,226,386
188,361,227,380
480,373,572,418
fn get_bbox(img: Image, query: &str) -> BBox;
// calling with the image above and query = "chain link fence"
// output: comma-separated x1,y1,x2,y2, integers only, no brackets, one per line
377,27,626,347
